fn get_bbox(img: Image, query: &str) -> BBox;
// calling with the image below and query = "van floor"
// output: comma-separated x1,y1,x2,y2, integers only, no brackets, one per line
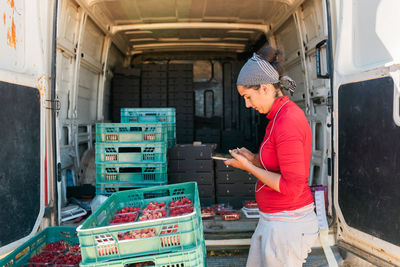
62,219,376,266
206,247,376,267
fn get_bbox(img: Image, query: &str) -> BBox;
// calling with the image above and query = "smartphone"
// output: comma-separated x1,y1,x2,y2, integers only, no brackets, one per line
211,153,232,161
211,156,230,161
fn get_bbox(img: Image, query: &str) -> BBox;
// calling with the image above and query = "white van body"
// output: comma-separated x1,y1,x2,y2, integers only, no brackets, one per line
0,0,399,266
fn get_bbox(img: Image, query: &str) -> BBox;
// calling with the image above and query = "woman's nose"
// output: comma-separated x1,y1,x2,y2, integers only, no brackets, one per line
245,99,252,108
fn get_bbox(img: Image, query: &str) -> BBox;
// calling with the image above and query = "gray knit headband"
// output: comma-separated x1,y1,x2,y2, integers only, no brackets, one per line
237,53,296,93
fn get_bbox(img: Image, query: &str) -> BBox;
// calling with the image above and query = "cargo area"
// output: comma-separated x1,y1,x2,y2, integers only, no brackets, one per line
54,0,334,265
56,0,331,211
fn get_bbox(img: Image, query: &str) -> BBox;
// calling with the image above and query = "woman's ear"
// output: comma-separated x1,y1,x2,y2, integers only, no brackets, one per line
261,84,275,95
260,84,269,94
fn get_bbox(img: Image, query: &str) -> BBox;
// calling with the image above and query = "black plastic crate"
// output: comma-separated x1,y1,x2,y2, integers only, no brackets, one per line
168,71,193,78
215,171,257,184
168,144,216,160
142,78,167,86
175,106,194,114
169,98,193,106
114,67,141,76
168,171,214,185
198,184,215,197
176,119,194,127
168,77,193,84
199,196,216,207
142,71,167,78
142,64,167,71
176,126,194,133
177,113,194,121
168,64,193,71
216,183,255,197
168,159,213,172
176,135,194,144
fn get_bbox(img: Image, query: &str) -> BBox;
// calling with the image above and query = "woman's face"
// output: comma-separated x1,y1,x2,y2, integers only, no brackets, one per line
237,84,276,114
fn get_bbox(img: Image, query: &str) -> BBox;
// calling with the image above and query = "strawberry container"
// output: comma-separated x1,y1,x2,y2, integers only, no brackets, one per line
0,227,79,267
95,142,167,164
168,204,195,217
110,211,140,225
77,182,206,265
211,204,233,215
53,252,82,267
243,200,258,210
221,211,241,221
96,123,168,143
79,245,205,267
200,208,215,220
25,251,60,266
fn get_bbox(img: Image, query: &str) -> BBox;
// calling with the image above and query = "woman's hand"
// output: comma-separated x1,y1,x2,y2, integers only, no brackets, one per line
224,148,253,171
232,147,262,168
236,147,257,164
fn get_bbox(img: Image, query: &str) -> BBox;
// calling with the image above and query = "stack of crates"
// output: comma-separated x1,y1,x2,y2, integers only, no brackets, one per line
95,120,169,196
77,182,206,266
168,143,217,207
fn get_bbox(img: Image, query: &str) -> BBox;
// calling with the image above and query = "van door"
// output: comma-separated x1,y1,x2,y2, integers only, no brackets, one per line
332,0,400,265
0,0,54,255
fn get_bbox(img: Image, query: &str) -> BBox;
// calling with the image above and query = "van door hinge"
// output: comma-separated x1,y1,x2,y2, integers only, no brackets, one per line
327,96,333,110
45,99,61,111
57,163,62,182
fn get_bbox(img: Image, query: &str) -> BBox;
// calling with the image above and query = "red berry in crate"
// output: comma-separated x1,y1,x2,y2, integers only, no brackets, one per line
54,253,82,265
168,199,194,217
118,228,156,241
29,251,59,264
117,206,140,214
68,244,81,253
222,212,240,221
44,241,68,252
110,208,139,224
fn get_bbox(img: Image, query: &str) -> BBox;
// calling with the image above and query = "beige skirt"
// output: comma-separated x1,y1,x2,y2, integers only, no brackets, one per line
246,211,319,267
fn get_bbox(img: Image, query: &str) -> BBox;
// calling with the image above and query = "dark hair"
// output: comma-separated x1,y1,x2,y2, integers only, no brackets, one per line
257,45,285,78
244,83,286,98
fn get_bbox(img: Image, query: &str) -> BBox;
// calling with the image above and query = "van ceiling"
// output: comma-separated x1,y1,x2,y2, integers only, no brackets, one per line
78,0,302,56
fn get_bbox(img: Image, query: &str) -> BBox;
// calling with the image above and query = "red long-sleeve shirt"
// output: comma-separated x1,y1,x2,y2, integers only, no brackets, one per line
256,96,314,213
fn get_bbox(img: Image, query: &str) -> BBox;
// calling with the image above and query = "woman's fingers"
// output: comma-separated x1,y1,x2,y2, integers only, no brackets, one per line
229,149,248,162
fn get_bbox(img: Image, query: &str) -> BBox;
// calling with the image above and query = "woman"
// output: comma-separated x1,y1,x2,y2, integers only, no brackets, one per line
225,46,319,267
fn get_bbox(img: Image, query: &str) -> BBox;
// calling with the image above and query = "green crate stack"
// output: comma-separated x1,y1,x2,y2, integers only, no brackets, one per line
77,182,206,266
120,108,176,147
95,122,169,195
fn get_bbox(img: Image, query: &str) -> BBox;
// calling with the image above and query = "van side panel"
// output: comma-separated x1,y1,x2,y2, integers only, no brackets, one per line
338,77,400,246
0,82,40,247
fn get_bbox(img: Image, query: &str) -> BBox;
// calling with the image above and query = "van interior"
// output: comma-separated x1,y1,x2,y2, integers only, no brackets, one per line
2,0,400,266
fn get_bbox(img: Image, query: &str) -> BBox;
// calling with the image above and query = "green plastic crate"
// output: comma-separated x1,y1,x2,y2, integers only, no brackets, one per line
96,162,168,185
77,182,205,265
80,245,205,267
96,123,167,143
120,108,176,147
95,142,167,164
96,182,167,196
120,108,175,124
0,227,79,267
